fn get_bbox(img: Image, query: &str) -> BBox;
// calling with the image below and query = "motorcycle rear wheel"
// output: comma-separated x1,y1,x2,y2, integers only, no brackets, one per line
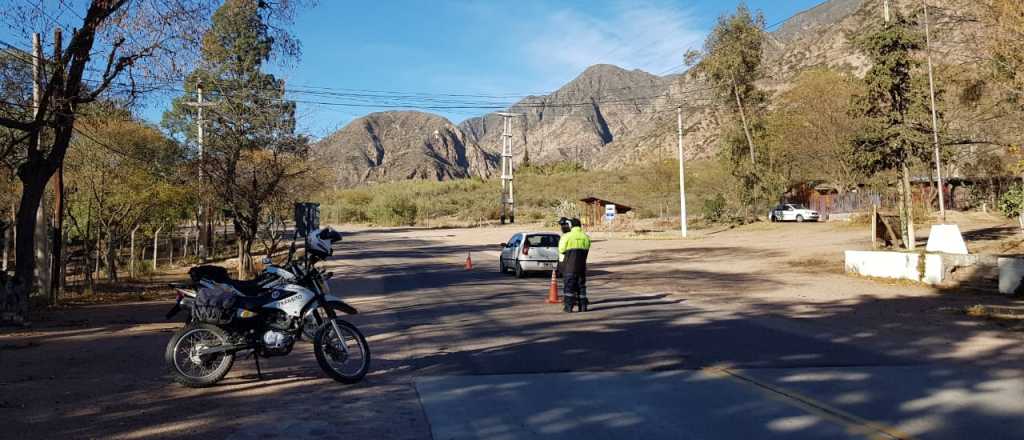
165,323,235,388
314,319,371,384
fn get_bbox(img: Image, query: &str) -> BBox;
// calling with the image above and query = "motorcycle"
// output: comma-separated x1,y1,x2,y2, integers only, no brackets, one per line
164,227,370,388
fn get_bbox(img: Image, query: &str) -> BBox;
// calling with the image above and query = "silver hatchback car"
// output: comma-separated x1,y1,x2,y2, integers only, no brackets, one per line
499,232,560,278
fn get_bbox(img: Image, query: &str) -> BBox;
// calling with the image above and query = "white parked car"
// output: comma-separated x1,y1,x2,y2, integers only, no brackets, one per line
769,203,820,222
499,232,560,278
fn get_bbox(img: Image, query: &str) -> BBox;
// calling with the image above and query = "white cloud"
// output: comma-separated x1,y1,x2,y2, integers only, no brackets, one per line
522,1,706,79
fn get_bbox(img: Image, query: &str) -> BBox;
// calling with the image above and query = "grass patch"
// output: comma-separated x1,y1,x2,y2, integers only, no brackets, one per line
784,256,845,274
965,304,1024,320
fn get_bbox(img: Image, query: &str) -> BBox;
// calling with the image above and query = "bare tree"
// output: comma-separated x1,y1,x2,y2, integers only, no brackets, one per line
0,0,305,323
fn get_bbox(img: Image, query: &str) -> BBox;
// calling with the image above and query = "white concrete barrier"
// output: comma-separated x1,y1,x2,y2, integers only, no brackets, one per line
998,257,1024,295
844,251,944,285
926,224,969,255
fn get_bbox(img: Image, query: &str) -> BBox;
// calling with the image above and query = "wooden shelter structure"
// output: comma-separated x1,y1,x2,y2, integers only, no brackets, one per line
578,197,633,226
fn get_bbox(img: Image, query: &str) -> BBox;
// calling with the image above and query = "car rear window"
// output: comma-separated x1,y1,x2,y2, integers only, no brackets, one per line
526,235,559,247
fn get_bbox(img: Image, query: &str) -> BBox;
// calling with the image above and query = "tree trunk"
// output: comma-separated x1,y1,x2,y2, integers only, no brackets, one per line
94,237,101,278
2,204,12,272
902,163,916,250
733,82,756,165
3,177,46,323
1019,174,1024,232
105,234,119,282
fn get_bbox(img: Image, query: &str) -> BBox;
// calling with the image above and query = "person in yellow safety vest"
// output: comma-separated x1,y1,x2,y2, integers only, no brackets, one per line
558,217,591,313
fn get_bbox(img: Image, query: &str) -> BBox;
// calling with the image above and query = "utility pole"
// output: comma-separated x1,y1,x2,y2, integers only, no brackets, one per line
923,1,946,223
677,107,688,238
883,0,891,22
187,82,213,261
498,112,518,224
50,27,64,301
32,32,52,301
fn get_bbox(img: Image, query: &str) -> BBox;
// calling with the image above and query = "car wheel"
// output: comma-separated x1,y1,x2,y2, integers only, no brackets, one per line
499,259,506,273
514,261,525,278
796,215,804,223
770,214,776,222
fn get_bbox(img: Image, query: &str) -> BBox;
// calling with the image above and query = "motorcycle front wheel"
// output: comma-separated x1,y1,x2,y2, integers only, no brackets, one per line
314,319,371,384
165,323,235,388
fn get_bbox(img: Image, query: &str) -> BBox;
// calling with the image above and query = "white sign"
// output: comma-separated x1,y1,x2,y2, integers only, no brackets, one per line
604,204,616,222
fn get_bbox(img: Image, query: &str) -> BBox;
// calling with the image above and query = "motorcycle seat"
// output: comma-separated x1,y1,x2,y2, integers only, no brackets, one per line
223,278,268,296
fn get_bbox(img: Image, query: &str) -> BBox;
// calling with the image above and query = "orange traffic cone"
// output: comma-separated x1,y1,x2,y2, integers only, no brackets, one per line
465,252,473,270
546,270,560,304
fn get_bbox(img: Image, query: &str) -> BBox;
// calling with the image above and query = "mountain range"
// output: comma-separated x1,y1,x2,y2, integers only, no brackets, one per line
315,0,984,187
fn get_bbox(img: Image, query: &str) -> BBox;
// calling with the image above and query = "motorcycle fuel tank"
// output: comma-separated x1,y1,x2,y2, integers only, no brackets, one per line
263,284,315,317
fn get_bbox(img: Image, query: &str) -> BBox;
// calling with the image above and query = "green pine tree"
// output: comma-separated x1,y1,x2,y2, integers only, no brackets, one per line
853,12,934,249
163,0,308,278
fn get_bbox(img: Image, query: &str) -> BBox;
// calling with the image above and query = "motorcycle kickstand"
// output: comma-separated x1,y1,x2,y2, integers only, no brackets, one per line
251,350,263,380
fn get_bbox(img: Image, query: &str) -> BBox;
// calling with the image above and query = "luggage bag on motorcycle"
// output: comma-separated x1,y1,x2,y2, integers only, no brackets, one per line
193,284,238,324
188,265,232,283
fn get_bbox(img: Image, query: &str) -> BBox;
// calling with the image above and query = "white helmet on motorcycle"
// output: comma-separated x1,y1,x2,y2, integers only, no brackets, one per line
307,227,342,259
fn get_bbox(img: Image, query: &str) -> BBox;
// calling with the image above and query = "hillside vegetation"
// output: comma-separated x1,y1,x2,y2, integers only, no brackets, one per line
314,159,739,227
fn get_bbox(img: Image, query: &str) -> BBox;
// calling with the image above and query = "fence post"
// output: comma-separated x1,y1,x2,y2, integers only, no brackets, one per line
168,227,174,267
153,226,162,271
871,205,878,250
129,225,140,279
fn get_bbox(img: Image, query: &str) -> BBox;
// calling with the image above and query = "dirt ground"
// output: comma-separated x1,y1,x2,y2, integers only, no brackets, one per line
1,214,1022,439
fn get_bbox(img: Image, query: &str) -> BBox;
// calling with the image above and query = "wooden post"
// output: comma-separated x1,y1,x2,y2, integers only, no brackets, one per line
32,33,53,302
152,227,162,271
49,27,65,303
194,219,200,256
871,205,878,250
169,231,174,266
129,225,139,279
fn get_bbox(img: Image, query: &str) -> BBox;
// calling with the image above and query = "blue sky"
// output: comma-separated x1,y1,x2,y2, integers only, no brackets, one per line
3,0,828,138
277,0,826,137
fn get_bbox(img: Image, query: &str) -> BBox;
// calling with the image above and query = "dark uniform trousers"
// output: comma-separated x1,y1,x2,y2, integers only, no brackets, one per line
561,248,589,311
564,272,587,302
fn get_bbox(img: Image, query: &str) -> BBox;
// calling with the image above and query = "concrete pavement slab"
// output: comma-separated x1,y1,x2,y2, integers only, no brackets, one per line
739,365,1024,440
415,371,875,440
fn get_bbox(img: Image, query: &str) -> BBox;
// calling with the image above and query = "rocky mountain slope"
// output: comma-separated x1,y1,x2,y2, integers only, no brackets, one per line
317,111,496,187
320,0,985,185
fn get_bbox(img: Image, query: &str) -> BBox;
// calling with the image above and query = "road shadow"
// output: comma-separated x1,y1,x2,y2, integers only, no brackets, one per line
961,226,1020,242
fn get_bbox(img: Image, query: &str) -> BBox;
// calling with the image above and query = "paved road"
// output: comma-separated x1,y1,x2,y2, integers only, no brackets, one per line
321,228,1024,440
4,225,1022,439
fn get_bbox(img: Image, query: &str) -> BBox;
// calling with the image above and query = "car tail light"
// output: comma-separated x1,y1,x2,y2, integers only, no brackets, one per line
522,241,530,256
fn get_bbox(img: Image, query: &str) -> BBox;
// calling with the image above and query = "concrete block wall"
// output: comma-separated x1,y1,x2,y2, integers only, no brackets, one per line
847,251,1009,292
844,251,943,284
